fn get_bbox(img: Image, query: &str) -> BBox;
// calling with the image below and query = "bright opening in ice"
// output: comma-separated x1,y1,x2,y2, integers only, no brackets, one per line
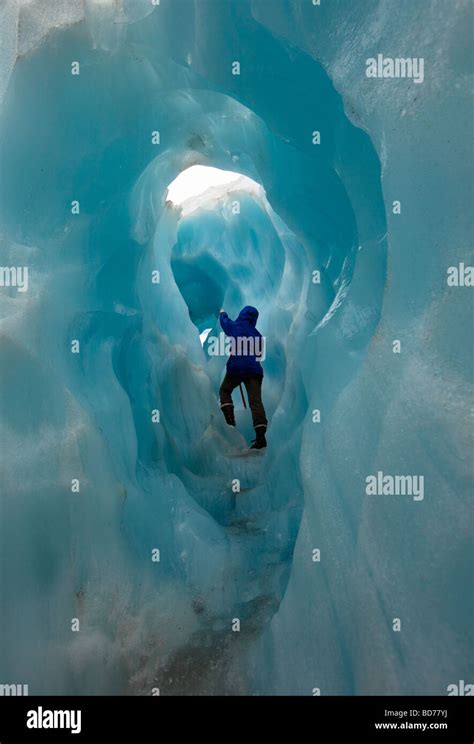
166,165,241,205
166,165,266,217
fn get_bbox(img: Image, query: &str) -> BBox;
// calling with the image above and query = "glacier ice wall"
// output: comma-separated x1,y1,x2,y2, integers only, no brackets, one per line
0,0,472,695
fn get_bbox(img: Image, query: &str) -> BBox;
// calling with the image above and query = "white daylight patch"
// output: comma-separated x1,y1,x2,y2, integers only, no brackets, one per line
165,165,265,217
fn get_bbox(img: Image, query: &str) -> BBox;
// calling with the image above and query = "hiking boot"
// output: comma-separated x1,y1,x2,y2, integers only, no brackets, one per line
250,428,267,449
221,404,236,426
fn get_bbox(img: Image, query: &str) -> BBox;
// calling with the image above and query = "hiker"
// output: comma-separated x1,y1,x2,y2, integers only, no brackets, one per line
219,305,268,449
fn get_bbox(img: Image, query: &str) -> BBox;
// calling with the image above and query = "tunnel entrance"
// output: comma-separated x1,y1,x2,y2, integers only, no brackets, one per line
166,164,274,344
164,164,292,401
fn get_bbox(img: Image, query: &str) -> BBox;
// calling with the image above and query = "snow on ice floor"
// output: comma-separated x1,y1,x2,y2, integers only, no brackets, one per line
0,0,472,695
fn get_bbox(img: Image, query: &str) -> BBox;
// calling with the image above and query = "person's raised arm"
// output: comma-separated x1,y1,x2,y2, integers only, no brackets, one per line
219,308,236,335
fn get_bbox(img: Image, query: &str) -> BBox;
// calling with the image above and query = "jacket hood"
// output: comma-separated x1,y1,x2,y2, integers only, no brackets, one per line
237,305,259,326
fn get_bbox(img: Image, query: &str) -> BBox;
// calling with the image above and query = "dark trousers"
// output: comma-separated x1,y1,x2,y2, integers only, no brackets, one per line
220,373,268,430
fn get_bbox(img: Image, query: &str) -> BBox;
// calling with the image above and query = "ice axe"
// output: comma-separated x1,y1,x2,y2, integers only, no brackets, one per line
239,383,248,409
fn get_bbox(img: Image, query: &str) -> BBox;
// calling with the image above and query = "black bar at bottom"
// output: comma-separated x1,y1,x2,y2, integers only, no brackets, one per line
0,695,471,741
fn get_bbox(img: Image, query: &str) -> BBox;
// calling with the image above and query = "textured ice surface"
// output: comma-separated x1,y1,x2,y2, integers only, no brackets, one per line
0,0,472,695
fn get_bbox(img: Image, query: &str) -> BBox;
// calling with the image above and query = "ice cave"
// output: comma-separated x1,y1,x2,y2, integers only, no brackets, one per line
0,0,472,696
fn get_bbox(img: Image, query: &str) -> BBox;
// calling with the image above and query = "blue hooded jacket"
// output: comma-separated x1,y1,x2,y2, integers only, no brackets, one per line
219,306,264,377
